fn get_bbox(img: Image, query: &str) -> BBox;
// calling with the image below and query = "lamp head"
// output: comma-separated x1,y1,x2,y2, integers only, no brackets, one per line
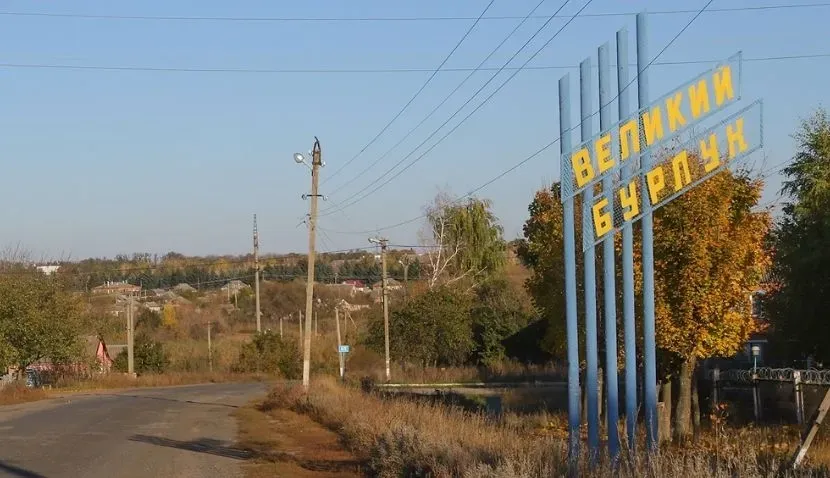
293,153,305,164
751,344,760,356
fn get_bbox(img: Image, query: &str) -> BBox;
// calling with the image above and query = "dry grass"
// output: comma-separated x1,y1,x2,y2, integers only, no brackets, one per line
53,371,269,391
265,378,830,478
350,360,566,385
0,382,49,406
235,401,365,477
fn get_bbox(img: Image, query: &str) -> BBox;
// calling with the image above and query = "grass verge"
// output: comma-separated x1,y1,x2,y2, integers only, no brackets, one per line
235,398,365,477
266,377,830,477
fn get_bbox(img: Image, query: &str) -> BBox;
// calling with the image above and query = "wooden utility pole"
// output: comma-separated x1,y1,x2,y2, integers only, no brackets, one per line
793,387,830,468
300,139,323,390
370,236,390,381
254,214,262,333
280,314,284,338
207,321,213,373
298,310,303,343
127,293,135,376
335,306,344,380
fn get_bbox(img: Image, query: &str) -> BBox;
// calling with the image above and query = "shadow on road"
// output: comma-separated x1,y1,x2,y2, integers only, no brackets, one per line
129,435,253,460
0,461,47,478
108,394,241,409
131,434,363,474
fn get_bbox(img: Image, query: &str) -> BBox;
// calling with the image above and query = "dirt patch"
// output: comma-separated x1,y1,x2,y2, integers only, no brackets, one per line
236,403,364,477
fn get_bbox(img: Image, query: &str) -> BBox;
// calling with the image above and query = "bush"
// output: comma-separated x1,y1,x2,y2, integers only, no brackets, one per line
234,331,301,379
113,334,170,374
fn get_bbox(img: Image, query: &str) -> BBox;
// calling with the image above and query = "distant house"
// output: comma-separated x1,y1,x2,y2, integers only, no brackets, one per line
143,301,162,313
372,278,403,291
221,280,250,294
92,281,141,296
342,279,367,291
173,283,197,294
35,264,61,275
338,300,370,312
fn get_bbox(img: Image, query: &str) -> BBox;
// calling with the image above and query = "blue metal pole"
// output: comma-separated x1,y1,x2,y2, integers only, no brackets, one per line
616,27,638,451
636,12,659,451
558,74,581,465
598,42,619,461
579,57,600,457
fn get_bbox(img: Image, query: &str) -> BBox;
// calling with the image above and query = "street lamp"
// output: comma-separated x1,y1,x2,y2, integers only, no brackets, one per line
751,344,761,374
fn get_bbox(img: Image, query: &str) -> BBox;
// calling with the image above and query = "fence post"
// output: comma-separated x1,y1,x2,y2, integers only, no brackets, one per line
794,370,805,425
711,367,720,410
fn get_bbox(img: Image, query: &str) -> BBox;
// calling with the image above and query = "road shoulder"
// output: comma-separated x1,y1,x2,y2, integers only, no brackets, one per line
235,401,364,477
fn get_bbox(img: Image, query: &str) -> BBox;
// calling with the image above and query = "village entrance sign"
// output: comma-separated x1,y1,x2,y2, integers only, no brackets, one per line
558,12,763,464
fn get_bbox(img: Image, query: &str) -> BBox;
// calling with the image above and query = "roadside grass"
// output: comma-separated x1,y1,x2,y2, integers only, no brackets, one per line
235,398,364,477
0,382,49,406
265,377,830,477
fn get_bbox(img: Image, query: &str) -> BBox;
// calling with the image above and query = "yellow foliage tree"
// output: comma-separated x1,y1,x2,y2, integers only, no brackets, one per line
162,303,178,328
652,168,770,439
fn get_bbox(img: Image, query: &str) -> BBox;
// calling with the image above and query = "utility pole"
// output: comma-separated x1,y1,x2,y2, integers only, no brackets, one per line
297,138,324,390
254,214,262,333
370,236,390,382
335,306,344,380
280,314,284,338
398,255,413,300
298,310,303,343
208,321,213,373
127,293,135,376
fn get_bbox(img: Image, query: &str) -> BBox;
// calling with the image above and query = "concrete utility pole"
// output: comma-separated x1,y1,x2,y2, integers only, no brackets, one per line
335,306,344,380
254,214,262,333
398,255,413,300
370,236,391,382
297,138,323,390
127,293,135,376
207,321,213,373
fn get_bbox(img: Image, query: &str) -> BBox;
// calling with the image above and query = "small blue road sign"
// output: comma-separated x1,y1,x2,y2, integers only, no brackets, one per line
339,345,350,354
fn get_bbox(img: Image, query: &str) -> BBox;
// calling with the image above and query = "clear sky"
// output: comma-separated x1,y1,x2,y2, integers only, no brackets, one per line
0,0,827,259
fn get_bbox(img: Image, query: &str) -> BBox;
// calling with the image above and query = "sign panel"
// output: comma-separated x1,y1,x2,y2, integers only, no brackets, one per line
583,99,763,251
561,52,743,202
338,345,350,354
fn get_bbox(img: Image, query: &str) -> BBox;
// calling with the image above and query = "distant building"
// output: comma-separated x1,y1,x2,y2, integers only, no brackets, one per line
92,281,141,296
143,301,162,313
35,264,61,275
173,283,197,294
372,278,402,291
221,280,250,294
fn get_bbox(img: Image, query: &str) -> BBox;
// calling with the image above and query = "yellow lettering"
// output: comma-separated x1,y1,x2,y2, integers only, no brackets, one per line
595,134,613,174
666,92,686,132
700,133,720,173
619,120,640,161
726,117,748,158
713,65,734,106
671,150,692,192
688,79,710,119
592,197,612,238
619,181,639,221
571,148,595,188
646,166,666,205
642,106,664,146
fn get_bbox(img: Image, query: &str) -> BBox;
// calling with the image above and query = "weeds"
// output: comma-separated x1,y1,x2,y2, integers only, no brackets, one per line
266,378,830,477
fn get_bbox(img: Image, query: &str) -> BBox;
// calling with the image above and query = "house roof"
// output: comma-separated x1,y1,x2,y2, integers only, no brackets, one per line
173,283,197,293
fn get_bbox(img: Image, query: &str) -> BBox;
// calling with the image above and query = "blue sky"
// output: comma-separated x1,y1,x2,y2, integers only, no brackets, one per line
0,0,827,259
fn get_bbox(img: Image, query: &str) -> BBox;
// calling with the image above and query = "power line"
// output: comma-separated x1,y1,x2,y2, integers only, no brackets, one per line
322,0,721,235
2,3,828,22
1,53,827,75
318,0,594,218
325,0,548,195
323,0,496,185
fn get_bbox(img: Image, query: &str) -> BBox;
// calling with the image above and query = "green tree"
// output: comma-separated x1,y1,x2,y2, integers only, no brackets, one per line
470,278,532,366
113,333,169,374
0,274,83,375
767,108,830,364
423,193,506,289
367,286,473,367
234,331,301,378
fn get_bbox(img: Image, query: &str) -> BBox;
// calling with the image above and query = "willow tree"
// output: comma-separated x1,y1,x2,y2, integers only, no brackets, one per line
766,108,830,364
422,193,506,289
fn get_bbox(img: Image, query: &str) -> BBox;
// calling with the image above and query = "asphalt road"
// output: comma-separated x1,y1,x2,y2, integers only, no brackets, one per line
0,382,269,478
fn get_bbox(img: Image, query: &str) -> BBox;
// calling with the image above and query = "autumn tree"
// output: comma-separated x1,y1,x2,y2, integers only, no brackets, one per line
766,108,830,364
421,193,506,289
652,168,770,439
